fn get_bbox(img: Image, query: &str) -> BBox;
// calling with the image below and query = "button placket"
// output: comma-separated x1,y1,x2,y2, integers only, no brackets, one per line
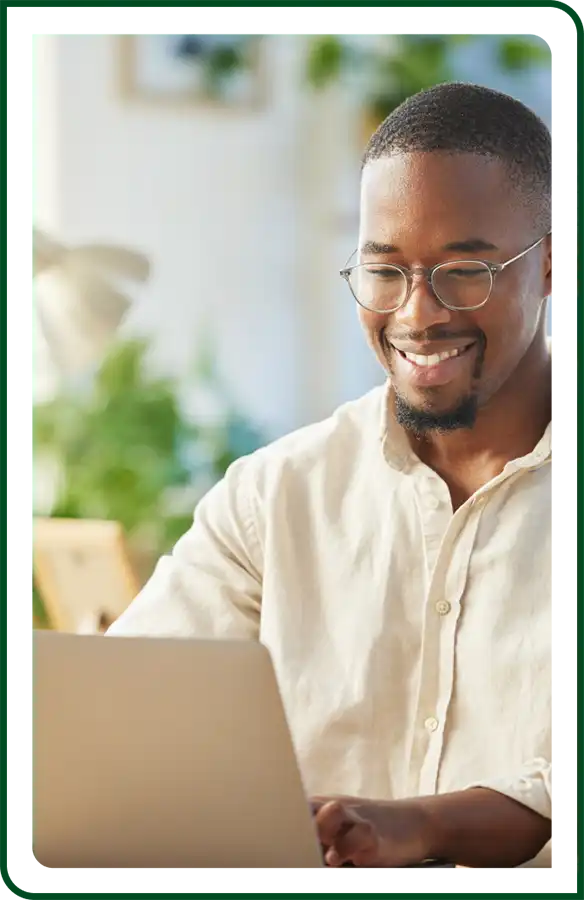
421,478,450,514
417,482,451,578
417,506,486,795
405,595,447,793
435,600,451,616
406,509,476,796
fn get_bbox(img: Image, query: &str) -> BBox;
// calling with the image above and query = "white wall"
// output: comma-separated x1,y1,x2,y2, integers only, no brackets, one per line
35,35,364,439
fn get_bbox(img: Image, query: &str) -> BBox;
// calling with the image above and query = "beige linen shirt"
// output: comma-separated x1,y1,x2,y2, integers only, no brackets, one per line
109,383,551,866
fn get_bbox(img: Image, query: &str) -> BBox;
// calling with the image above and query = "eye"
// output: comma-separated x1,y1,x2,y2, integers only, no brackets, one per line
443,266,486,279
364,266,402,280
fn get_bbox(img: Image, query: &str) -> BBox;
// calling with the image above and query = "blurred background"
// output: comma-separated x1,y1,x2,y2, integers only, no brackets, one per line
32,34,551,630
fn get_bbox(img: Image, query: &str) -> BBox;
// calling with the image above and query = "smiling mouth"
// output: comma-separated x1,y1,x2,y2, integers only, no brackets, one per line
392,342,476,367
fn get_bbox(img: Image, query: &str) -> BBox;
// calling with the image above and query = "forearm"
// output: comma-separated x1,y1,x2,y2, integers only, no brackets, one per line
416,787,551,868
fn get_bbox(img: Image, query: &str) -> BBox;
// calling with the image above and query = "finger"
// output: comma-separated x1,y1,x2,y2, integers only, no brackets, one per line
310,798,326,816
310,794,353,815
331,819,379,867
314,800,355,847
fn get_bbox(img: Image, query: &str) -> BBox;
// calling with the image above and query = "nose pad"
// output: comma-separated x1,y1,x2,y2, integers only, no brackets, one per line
410,270,438,300
395,271,451,326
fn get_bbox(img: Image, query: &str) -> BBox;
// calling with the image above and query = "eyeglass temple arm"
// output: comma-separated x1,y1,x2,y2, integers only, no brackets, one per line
499,232,550,272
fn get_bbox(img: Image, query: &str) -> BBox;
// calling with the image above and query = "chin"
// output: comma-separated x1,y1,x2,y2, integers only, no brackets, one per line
393,388,479,434
394,380,463,410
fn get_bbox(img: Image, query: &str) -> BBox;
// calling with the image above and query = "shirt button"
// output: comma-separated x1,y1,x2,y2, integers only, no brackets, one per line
424,716,439,733
435,600,451,616
426,496,440,510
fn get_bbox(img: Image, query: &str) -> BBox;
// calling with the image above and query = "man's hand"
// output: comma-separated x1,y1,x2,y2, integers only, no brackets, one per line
311,789,551,868
311,796,431,867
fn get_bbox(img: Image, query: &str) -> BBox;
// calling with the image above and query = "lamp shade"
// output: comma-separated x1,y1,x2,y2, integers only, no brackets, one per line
33,228,151,396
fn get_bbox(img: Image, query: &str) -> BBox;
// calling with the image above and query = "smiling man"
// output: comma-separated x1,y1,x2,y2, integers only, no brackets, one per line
109,83,551,867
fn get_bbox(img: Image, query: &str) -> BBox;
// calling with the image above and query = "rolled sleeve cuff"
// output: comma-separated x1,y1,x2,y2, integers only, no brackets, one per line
465,757,551,820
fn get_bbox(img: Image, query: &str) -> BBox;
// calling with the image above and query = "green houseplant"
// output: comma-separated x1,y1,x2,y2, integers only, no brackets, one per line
33,338,264,623
305,35,551,135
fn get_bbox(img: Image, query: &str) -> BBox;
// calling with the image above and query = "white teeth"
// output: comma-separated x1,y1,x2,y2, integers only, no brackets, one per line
402,348,461,366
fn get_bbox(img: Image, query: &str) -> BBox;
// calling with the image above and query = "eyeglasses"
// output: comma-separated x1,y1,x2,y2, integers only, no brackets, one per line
340,233,549,313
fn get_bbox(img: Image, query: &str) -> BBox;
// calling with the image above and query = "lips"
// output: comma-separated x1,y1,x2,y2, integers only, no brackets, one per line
388,340,478,387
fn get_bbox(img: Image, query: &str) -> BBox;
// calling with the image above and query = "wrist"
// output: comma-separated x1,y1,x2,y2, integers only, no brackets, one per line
416,796,450,862
374,797,443,866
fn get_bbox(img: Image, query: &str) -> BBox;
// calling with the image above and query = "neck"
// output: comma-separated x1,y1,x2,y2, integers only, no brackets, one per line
406,330,551,471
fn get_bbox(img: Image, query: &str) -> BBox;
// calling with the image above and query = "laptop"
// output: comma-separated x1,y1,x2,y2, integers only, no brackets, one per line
33,632,455,869
33,631,323,867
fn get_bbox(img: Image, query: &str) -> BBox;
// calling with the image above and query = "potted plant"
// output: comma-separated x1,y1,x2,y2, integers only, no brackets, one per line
33,337,265,624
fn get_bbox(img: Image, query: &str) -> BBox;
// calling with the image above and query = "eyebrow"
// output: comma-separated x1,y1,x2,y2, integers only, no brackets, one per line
359,238,499,255
442,238,499,253
360,240,399,255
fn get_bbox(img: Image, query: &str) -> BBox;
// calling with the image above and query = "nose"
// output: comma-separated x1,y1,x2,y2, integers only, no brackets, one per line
393,271,452,330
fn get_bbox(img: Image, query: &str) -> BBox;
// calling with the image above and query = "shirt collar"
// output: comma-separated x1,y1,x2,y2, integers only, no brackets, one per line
379,380,551,473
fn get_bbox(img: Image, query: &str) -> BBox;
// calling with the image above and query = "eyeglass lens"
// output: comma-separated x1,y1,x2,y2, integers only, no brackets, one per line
349,261,493,311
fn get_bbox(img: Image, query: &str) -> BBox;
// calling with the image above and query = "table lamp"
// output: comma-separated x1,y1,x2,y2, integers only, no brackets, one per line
33,227,151,399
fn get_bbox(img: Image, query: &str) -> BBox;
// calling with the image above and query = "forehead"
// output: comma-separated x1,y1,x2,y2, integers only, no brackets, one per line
360,152,527,247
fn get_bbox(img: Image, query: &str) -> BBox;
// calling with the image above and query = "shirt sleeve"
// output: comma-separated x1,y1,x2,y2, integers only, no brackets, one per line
466,757,551,820
107,454,263,640
464,759,552,866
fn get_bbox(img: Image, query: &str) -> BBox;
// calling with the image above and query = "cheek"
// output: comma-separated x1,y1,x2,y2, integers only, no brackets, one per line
476,278,543,376
358,308,387,346
358,309,390,366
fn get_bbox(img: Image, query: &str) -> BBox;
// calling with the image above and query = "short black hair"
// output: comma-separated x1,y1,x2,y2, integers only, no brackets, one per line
363,82,551,229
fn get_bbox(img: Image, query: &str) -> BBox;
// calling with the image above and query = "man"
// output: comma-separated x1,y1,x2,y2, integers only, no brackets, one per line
109,83,551,867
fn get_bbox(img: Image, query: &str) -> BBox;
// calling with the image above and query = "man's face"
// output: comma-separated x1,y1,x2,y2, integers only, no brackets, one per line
358,152,551,432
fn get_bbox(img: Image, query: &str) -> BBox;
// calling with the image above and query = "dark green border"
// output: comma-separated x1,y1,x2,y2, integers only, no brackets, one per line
19,15,584,900
33,0,584,31
0,14,31,896
574,17,584,888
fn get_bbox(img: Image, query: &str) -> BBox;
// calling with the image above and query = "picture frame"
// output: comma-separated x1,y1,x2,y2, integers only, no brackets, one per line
33,518,141,634
116,35,265,110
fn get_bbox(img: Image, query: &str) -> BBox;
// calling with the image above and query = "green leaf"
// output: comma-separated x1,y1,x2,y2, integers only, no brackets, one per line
497,37,551,72
33,337,265,562
306,36,345,89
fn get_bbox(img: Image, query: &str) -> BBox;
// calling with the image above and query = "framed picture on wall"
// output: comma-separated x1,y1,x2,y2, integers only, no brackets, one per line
116,35,265,109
